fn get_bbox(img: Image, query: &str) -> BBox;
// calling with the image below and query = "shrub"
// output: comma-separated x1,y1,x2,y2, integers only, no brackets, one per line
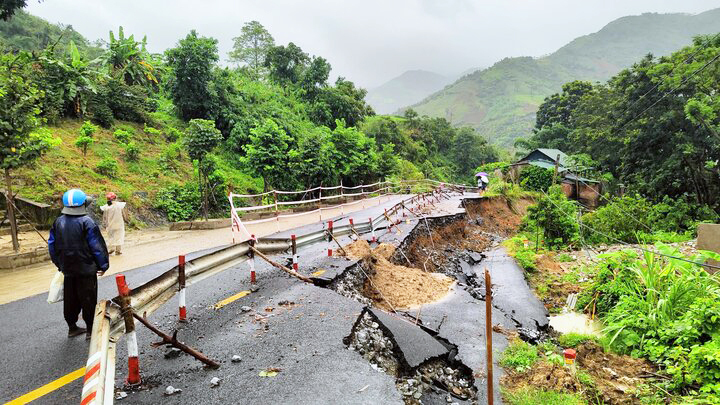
115,124,136,136
555,253,575,262
159,142,183,172
165,126,182,142
557,333,597,348
520,165,554,192
79,121,98,137
144,124,162,136
88,93,114,128
582,244,720,393
124,142,140,162
581,195,653,244
74,135,94,157
153,183,201,222
486,181,524,200
526,185,579,249
500,339,539,372
95,157,118,177
113,129,132,144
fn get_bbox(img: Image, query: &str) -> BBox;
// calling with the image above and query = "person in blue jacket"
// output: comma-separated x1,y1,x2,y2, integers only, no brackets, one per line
48,189,110,339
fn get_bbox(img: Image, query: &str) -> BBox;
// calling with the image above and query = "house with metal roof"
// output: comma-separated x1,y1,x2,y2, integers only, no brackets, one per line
509,148,602,208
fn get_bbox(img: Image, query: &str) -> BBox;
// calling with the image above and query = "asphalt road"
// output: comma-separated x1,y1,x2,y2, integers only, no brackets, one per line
0,193,548,405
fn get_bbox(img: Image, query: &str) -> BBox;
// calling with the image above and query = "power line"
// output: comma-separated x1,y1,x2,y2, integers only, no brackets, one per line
620,32,720,115
616,50,720,133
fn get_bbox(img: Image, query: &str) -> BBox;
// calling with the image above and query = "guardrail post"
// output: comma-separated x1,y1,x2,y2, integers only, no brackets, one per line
248,235,256,283
115,274,141,386
369,217,376,243
81,300,110,405
291,234,298,271
328,248,333,257
327,220,333,242
178,255,187,323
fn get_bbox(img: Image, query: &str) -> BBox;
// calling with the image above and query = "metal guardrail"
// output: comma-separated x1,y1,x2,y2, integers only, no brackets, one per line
80,186,459,404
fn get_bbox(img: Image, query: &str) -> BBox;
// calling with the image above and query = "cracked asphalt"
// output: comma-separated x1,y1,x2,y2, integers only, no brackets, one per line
0,193,548,404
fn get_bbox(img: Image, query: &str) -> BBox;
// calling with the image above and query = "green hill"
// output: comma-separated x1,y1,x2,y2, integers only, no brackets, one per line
366,70,451,115
406,8,720,147
0,10,103,57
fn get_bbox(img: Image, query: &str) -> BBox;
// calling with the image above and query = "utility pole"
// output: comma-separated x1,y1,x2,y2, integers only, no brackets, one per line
4,168,19,251
552,154,560,185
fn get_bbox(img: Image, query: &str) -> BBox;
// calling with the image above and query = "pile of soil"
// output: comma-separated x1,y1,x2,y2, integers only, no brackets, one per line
338,239,373,259
529,253,584,311
464,197,533,237
502,341,656,405
502,362,582,394
575,341,656,405
338,239,454,311
365,255,453,310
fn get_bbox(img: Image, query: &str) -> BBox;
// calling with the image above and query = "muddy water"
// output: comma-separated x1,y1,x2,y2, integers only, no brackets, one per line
549,312,603,336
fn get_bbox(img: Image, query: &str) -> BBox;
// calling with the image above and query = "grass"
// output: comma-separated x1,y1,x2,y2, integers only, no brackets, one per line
500,339,539,372
557,333,598,348
503,387,587,405
12,119,260,218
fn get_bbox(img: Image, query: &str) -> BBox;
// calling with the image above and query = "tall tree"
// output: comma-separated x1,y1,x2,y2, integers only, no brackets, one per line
228,21,274,78
1,0,26,20
0,52,58,250
264,42,309,85
184,119,222,220
165,30,218,120
243,118,294,191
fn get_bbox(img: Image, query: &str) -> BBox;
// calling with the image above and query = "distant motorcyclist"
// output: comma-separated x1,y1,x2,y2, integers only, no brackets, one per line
48,189,109,339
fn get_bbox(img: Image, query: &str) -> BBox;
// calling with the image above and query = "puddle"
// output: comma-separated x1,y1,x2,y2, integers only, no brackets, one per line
549,312,603,336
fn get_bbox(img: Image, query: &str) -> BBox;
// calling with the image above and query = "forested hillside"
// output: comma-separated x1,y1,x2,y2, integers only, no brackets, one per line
520,33,720,211
366,70,450,115
0,11,496,223
406,8,720,147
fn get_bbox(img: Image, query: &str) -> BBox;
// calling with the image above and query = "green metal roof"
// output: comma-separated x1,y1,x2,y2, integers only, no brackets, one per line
527,160,568,172
535,149,569,166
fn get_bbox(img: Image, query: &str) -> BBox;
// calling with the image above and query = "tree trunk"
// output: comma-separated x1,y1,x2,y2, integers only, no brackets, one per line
4,168,20,252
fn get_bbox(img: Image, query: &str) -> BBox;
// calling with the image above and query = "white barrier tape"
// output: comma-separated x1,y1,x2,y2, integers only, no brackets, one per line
342,192,363,197
229,190,275,199
276,198,321,206
275,186,321,195
319,194,344,200
233,203,276,212
275,208,322,219
241,216,281,225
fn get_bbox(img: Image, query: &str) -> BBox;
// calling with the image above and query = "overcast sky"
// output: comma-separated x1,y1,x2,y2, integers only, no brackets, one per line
26,0,720,88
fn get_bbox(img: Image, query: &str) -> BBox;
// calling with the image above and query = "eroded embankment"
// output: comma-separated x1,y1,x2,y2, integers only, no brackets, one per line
317,196,539,404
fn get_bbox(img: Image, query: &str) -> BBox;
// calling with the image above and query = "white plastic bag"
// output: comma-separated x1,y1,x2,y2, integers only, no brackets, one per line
47,272,64,304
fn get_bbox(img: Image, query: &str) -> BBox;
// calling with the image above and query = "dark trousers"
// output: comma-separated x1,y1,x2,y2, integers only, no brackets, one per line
63,276,98,331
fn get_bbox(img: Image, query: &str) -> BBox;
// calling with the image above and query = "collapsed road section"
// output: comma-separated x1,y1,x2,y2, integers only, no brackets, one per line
102,192,547,404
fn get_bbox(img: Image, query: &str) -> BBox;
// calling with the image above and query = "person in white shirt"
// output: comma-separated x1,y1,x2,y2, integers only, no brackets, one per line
100,192,127,255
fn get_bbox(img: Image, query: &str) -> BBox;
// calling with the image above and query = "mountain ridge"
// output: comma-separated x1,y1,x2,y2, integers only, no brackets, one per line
404,8,720,147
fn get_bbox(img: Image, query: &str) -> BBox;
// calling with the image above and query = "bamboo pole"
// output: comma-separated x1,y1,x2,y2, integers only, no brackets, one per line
249,246,313,283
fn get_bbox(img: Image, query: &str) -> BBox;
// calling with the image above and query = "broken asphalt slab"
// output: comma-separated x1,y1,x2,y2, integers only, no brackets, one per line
366,307,449,369
480,247,549,333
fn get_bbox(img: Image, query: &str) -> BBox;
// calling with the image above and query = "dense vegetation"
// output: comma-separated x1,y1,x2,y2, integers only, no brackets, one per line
407,8,720,147
0,12,496,222
520,33,720,215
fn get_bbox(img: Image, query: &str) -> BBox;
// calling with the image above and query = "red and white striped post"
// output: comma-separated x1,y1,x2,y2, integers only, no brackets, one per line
291,234,298,271
369,217,376,243
178,255,187,322
115,274,141,385
248,235,256,283
328,248,333,257
327,220,334,242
